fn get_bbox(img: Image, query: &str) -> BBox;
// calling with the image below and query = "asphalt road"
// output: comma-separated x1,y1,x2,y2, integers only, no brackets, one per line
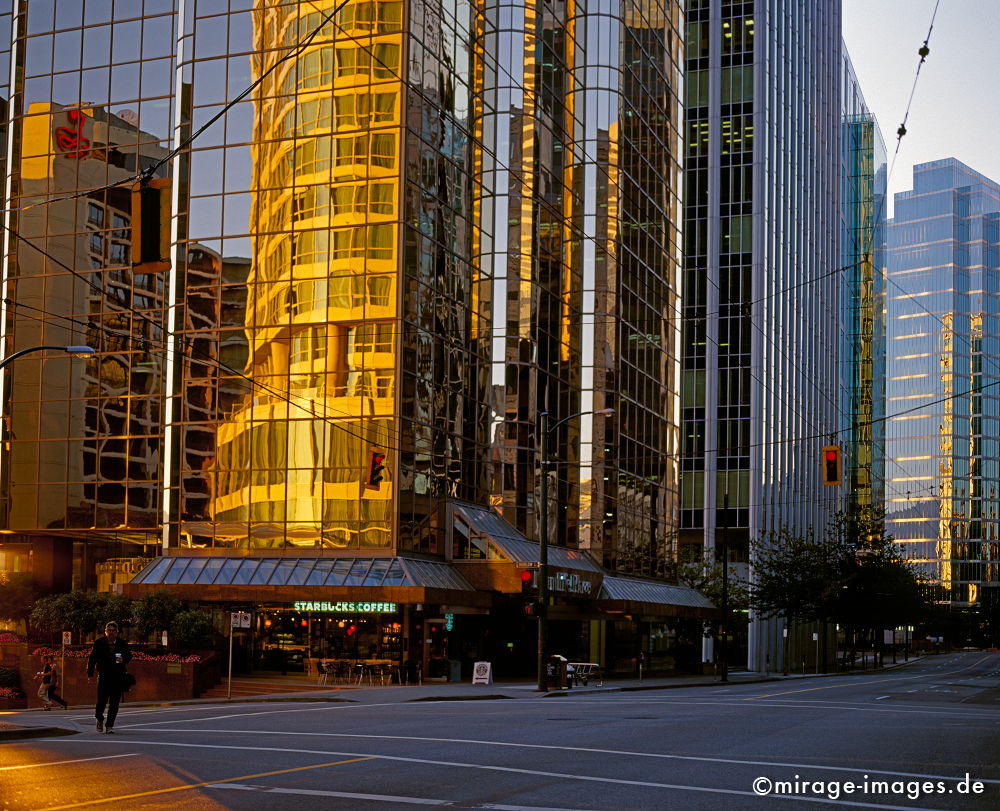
2,651,999,810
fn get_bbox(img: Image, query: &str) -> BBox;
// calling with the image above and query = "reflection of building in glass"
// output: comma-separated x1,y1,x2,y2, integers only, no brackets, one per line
886,159,1000,608
478,0,683,580
1,96,171,588
190,1,404,548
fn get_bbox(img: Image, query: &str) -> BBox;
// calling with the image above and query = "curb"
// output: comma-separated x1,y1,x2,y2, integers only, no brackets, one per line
0,726,78,741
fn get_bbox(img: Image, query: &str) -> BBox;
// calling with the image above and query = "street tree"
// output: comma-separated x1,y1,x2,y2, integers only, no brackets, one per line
0,572,40,636
31,590,134,641
678,559,750,612
750,508,929,669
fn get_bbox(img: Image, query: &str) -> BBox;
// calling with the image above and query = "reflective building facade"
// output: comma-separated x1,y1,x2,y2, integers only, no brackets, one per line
886,159,1000,608
840,52,886,513
0,1,696,674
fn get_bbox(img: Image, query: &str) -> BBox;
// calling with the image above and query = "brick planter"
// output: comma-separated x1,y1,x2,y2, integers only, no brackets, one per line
0,643,220,706
0,694,27,710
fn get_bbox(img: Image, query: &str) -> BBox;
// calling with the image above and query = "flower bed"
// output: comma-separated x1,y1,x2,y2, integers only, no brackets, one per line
0,686,25,709
30,647,201,663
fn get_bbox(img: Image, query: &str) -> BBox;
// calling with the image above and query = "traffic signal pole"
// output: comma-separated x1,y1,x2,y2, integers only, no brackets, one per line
537,411,549,692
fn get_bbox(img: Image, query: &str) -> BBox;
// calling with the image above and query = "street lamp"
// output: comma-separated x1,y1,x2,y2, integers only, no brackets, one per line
537,406,614,692
0,345,95,371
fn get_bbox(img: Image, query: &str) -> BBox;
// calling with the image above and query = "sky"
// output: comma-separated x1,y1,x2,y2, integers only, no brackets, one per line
842,0,1000,215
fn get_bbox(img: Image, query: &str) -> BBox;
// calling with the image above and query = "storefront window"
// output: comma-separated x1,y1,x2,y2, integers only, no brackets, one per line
252,605,403,671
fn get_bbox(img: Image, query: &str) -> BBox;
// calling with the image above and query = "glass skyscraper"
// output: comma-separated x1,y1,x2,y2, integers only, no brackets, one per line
680,1,883,670
886,158,1000,608
0,0,701,675
840,53,886,513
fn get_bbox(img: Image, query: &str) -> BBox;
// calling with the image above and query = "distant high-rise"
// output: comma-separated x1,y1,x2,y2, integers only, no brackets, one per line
886,158,1000,608
840,53,887,513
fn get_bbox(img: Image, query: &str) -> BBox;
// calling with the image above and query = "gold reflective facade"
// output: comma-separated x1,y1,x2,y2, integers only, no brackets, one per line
0,0,684,582
193,1,403,548
0,0,175,571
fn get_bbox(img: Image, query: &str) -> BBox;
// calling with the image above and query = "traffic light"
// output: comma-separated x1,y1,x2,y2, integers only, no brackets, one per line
131,177,171,268
821,445,842,486
523,601,536,617
520,567,538,594
366,448,387,490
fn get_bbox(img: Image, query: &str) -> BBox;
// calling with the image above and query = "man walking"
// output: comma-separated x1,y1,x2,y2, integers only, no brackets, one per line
87,621,132,733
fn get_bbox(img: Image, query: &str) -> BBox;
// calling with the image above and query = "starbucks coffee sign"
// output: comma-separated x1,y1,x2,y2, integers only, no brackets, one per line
292,601,397,613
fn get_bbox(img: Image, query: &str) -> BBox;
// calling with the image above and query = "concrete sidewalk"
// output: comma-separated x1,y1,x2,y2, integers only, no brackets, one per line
0,658,925,741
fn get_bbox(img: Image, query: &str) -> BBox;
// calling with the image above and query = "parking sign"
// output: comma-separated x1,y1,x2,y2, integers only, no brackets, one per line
62,631,71,645
230,611,251,629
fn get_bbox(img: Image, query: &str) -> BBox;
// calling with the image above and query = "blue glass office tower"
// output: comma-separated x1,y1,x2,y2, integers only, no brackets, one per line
886,159,1000,608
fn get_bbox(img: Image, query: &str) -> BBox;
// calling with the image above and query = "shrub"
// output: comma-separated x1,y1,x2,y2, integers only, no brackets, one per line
134,590,182,641
0,666,20,689
170,610,214,650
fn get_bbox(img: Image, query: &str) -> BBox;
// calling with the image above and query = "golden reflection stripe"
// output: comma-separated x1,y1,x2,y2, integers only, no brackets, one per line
746,654,995,700
38,756,375,810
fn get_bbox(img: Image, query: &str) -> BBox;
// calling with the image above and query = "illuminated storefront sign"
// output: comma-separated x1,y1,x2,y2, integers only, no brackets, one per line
547,572,595,596
292,601,397,613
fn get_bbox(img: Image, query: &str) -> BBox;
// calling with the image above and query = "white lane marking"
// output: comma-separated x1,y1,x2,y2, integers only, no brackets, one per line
118,698,535,728
213,785,584,811
209,781,932,811
874,696,890,701
39,739,943,811
211,783,448,806
500,696,1000,720
0,753,140,771
48,733,1000,785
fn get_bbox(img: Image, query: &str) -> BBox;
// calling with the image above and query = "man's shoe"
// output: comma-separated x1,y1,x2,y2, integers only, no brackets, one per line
96,720,104,733
105,727,114,734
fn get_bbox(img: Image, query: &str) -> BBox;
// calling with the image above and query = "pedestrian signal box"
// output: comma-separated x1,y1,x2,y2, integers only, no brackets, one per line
821,445,842,486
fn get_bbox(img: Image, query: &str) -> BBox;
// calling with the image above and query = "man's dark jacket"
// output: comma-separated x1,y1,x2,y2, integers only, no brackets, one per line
87,636,132,688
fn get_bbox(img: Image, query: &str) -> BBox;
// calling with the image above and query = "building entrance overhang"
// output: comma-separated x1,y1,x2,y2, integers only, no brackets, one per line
597,574,717,619
120,554,488,609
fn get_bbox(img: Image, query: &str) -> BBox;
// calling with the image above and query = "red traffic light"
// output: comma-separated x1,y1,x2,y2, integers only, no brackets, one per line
520,570,533,583
821,445,842,486
366,449,387,490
